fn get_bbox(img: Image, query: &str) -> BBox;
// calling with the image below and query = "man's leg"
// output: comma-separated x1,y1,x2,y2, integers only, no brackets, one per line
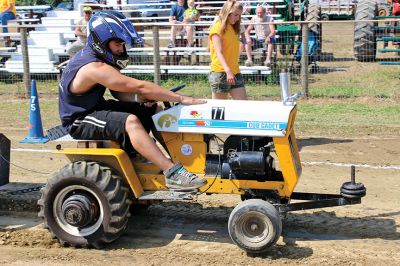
125,114,207,190
245,41,253,65
185,25,194,46
125,114,173,171
169,24,179,47
1,13,9,33
67,40,85,58
70,108,207,190
264,37,275,66
1,12,15,33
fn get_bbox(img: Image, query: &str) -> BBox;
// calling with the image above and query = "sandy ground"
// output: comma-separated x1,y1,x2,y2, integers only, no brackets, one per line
0,131,399,265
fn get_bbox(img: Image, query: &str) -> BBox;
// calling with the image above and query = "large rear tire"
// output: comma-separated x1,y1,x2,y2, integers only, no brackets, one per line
306,4,322,57
306,3,321,35
38,161,131,248
228,199,282,254
354,0,378,62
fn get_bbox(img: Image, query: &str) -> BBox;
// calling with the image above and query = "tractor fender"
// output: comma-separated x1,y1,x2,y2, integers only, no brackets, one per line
53,148,144,198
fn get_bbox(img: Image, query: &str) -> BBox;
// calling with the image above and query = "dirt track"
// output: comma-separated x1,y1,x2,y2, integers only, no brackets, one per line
0,136,399,265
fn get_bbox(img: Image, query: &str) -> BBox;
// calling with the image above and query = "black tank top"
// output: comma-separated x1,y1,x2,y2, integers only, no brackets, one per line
59,46,106,128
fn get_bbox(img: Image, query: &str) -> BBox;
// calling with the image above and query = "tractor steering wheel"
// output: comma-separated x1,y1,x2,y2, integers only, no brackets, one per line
163,84,186,109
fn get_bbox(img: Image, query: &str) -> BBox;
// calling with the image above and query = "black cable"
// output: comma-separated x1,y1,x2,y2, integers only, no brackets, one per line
198,135,221,195
213,135,225,144
0,153,50,175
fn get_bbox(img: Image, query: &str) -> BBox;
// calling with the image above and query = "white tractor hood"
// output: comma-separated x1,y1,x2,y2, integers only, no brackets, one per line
152,99,296,137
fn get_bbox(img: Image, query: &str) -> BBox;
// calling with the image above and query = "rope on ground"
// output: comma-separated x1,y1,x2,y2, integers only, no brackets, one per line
0,154,51,175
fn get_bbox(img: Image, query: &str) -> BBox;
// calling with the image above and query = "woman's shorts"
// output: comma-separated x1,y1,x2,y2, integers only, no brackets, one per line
209,72,245,93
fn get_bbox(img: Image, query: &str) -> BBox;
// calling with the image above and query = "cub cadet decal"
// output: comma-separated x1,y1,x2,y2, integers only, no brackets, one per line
157,114,177,128
178,119,287,130
212,107,225,120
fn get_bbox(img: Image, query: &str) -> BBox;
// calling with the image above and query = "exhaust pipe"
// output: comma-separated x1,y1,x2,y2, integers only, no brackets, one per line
280,69,301,105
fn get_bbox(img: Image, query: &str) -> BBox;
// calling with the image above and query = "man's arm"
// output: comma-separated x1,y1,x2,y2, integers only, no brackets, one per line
4,1,14,13
74,19,86,37
245,17,255,43
265,19,276,44
245,24,254,41
268,21,276,37
169,5,176,24
72,62,206,105
110,90,137,102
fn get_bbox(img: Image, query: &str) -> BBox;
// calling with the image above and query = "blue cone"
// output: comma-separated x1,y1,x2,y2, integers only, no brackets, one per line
20,80,49,143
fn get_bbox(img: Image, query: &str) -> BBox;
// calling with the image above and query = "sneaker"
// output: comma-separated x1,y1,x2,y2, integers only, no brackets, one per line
164,162,207,190
168,41,175,48
264,59,271,67
245,60,253,67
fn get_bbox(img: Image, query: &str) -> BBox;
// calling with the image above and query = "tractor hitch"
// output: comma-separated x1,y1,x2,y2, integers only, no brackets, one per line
277,166,366,214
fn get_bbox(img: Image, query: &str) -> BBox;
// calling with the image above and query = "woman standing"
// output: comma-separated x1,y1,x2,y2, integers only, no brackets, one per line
208,1,246,100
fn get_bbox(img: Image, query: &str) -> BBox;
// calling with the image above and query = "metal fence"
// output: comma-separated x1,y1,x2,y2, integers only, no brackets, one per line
0,19,399,99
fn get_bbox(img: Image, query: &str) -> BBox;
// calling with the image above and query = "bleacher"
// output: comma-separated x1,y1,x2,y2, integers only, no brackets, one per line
0,1,285,76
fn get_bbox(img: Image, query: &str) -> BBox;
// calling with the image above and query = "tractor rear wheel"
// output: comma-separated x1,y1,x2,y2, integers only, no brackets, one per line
354,0,378,62
306,3,322,57
38,161,131,248
306,3,321,35
228,199,282,254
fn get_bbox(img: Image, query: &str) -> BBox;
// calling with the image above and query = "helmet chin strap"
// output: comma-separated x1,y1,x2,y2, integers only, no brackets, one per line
116,59,129,69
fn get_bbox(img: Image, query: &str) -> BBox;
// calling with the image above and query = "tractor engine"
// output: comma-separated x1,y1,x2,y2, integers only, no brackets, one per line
205,136,283,181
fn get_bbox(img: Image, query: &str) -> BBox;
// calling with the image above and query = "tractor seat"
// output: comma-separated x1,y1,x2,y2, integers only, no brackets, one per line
46,124,121,149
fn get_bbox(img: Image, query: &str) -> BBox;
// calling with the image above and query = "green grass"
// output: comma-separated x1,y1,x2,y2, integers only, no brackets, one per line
295,101,400,136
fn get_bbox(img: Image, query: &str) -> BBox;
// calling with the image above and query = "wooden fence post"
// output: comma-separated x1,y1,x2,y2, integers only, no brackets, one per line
301,23,309,99
20,26,31,98
152,25,161,85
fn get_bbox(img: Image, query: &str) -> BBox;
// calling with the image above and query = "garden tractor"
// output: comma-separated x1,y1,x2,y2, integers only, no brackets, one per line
354,0,400,64
39,73,366,254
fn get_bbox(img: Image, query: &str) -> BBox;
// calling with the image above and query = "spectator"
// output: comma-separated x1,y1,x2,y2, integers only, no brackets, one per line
244,5,275,67
0,0,16,46
67,6,93,58
208,0,246,100
183,0,200,47
168,0,193,48
59,11,207,190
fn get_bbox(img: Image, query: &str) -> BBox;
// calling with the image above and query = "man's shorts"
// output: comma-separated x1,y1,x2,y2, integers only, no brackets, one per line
209,72,245,93
69,100,157,152
252,37,276,49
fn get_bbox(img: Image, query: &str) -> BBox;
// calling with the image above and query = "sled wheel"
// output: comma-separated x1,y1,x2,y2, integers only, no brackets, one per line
354,0,378,62
38,161,131,248
228,199,282,254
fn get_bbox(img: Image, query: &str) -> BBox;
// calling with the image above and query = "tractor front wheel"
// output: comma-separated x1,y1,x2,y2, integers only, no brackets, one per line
38,161,131,248
228,199,282,254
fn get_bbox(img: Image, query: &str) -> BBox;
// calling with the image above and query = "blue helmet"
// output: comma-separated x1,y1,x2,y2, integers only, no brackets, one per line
88,10,144,69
